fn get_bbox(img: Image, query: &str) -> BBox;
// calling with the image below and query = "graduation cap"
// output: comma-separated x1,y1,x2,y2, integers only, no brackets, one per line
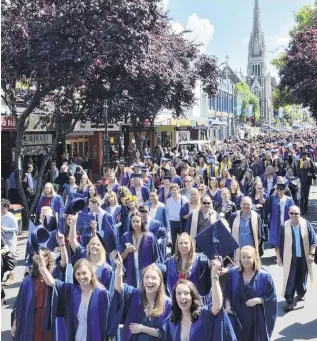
31,227,58,253
276,183,287,190
130,173,142,179
160,157,169,162
72,192,86,200
161,167,170,174
76,212,96,233
119,160,127,166
181,158,190,165
163,175,172,181
140,166,148,172
65,198,86,215
131,164,141,169
195,219,239,259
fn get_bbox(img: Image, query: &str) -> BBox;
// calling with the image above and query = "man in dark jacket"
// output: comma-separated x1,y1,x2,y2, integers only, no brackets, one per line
298,160,316,213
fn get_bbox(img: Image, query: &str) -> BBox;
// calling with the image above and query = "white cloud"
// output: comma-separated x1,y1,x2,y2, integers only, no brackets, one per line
171,13,215,53
266,35,290,52
160,0,169,12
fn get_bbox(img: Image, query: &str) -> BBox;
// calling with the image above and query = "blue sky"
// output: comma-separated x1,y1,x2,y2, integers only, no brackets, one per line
163,0,315,79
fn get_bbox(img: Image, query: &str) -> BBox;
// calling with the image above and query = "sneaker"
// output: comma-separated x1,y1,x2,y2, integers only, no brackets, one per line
284,303,294,311
3,273,14,286
1,298,7,306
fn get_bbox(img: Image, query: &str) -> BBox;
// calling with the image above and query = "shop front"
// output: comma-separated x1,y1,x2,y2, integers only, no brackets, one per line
1,116,17,179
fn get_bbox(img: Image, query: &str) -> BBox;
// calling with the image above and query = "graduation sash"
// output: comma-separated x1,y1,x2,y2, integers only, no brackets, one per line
281,218,313,297
232,210,259,265
220,161,232,172
190,210,217,247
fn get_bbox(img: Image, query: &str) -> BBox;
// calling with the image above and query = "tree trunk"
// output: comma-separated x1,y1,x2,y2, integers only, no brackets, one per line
132,117,144,159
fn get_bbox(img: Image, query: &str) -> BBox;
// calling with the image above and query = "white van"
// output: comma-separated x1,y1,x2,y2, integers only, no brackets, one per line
176,140,212,154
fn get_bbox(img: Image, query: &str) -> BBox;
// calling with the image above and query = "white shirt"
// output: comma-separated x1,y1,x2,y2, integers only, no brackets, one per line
267,177,274,194
1,211,18,245
135,188,144,206
166,195,188,221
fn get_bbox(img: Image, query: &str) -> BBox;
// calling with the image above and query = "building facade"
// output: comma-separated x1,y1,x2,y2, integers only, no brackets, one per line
246,0,273,123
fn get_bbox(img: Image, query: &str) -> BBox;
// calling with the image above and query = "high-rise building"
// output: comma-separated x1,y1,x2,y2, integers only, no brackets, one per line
246,0,273,123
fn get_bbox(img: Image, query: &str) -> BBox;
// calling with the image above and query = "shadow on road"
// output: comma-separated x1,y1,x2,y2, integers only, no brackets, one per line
1,330,12,341
274,319,317,341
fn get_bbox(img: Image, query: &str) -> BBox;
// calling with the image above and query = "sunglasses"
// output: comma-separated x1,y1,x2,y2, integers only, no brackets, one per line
198,189,204,191
289,212,299,215
202,202,211,205
184,180,192,183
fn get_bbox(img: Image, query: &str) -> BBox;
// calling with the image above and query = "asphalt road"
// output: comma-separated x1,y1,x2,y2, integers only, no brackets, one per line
1,187,317,341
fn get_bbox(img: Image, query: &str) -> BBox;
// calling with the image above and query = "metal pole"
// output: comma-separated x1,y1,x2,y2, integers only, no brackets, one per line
103,99,109,168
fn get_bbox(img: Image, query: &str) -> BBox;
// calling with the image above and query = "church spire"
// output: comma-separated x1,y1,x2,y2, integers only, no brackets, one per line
252,0,261,40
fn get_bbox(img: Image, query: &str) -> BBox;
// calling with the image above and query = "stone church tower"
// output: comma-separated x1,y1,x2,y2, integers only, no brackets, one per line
246,0,273,123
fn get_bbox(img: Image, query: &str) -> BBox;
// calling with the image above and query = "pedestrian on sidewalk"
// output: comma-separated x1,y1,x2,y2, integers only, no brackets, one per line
1,199,18,286
298,159,316,214
276,205,317,311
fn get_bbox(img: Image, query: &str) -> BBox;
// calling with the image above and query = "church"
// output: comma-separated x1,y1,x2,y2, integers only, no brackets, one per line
246,0,273,124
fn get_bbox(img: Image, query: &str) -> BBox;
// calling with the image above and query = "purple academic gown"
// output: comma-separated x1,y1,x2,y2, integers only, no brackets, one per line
36,195,64,221
165,307,236,341
264,195,295,247
51,279,120,341
277,221,317,298
148,218,167,261
158,187,172,203
120,231,161,288
226,267,277,341
261,175,277,193
130,186,150,202
117,285,171,341
164,255,211,301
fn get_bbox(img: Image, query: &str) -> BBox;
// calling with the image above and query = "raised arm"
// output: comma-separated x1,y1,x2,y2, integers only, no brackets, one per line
33,251,55,287
56,234,69,268
68,215,80,252
210,258,223,316
114,251,124,293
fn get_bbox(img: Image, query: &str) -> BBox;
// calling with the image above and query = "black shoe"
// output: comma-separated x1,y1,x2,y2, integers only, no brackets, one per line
297,295,305,302
284,303,294,311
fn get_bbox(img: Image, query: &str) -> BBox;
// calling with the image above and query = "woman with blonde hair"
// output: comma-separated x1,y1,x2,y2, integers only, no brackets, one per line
163,233,212,305
226,245,277,341
114,255,171,341
77,173,92,196
179,188,200,234
229,179,244,210
217,168,232,189
122,194,138,234
209,176,221,208
68,215,113,290
35,182,64,223
34,255,119,341
261,165,277,194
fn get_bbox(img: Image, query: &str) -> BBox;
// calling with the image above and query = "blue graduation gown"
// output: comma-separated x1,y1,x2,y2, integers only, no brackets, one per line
148,218,167,261
179,203,190,234
261,174,277,193
117,285,171,341
165,307,236,341
231,194,244,210
36,195,65,221
226,267,277,341
52,279,121,341
217,177,232,189
158,187,172,203
250,164,264,178
210,189,222,206
119,231,161,287
146,202,170,232
264,195,295,247
277,221,317,297
130,186,150,202
171,176,182,188
72,245,113,291
164,254,211,298
105,205,123,248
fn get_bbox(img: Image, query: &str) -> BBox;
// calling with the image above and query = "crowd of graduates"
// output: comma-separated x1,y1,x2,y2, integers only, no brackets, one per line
3,127,317,341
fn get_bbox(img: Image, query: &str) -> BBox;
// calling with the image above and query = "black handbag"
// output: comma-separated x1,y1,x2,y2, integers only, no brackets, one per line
2,251,16,272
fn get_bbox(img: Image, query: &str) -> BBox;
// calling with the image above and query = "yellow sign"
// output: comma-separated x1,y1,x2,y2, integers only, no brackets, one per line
110,137,115,144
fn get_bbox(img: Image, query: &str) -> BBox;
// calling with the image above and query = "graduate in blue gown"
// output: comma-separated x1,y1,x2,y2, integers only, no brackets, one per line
113,256,171,341
163,233,211,305
225,246,277,341
264,182,295,247
68,215,113,291
120,212,162,288
11,249,55,341
34,255,120,341
165,258,236,341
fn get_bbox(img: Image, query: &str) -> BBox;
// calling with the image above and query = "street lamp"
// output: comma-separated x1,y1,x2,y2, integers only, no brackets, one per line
103,83,110,168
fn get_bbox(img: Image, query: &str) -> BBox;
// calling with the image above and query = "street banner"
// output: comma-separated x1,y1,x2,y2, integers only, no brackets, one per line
278,107,284,119
236,98,243,117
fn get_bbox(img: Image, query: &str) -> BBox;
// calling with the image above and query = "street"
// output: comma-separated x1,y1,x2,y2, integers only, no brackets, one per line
1,187,317,341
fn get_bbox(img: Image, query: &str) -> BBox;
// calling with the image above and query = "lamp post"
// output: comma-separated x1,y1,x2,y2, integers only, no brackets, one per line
103,99,109,168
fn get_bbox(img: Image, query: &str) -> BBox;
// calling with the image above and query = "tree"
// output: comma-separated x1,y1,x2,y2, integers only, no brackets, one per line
272,87,295,110
1,0,171,217
235,82,260,122
271,2,317,122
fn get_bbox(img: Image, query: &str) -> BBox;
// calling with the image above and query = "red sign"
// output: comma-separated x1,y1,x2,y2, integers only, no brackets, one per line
1,116,16,131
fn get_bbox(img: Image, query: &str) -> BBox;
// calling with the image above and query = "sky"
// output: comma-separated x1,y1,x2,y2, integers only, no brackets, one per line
162,0,315,79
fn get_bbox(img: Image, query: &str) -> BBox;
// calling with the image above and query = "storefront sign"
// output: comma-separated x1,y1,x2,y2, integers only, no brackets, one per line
22,133,53,146
1,116,16,131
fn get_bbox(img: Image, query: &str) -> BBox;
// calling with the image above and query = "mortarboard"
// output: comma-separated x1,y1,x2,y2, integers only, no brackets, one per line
76,212,95,233
65,198,86,215
163,175,172,180
119,160,127,166
131,164,141,169
195,219,239,259
31,227,58,253
71,192,86,200
160,157,169,162
161,167,170,174
140,166,148,172
276,183,287,190
43,215,58,232
130,173,142,179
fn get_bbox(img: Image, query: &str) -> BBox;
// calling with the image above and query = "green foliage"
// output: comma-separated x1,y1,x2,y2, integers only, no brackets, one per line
290,4,317,36
235,82,260,121
272,87,295,110
271,53,287,72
